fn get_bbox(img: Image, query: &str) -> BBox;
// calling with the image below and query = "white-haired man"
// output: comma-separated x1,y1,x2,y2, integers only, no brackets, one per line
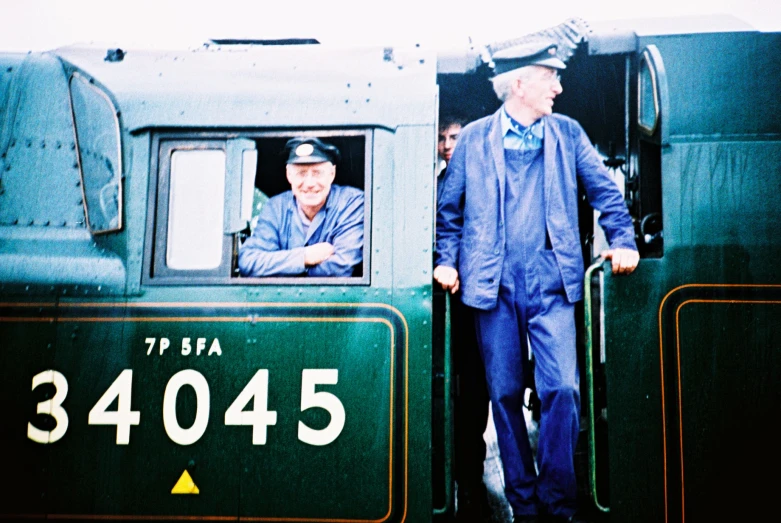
435,41,639,522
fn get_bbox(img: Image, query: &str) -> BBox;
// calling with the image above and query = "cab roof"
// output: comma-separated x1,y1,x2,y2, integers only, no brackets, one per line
53,42,437,131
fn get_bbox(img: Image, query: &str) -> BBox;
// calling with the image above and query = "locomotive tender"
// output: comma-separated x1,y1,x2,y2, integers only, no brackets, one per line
1,16,779,523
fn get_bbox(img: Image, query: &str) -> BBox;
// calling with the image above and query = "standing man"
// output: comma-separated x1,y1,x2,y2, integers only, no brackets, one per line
435,41,639,523
437,113,492,521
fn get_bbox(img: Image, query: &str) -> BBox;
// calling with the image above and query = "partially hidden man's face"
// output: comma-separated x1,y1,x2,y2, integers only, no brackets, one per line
286,161,336,213
520,65,563,120
437,124,461,163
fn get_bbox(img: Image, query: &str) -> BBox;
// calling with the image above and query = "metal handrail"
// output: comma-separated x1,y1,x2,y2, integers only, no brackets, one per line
584,259,610,513
432,292,454,516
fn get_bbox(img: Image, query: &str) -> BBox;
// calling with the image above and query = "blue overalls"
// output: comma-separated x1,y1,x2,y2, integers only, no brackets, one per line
473,144,580,518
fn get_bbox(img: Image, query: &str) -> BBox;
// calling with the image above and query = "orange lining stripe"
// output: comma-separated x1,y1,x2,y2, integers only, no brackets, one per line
658,285,781,523
0,302,409,523
0,303,57,307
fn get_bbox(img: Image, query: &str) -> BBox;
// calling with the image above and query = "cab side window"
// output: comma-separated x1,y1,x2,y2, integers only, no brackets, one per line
145,132,370,285
149,140,233,280
166,149,226,270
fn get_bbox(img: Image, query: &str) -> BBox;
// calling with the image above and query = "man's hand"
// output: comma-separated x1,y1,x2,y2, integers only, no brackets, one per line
434,265,460,294
602,248,639,275
304,242,335,267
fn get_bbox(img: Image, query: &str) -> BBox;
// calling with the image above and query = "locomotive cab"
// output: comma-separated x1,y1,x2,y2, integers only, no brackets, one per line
2,15,781,523
1,40,439,522
434,15,781,523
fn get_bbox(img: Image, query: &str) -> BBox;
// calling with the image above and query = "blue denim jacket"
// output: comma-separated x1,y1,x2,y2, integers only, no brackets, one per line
436,110,637,309
239,184,364,277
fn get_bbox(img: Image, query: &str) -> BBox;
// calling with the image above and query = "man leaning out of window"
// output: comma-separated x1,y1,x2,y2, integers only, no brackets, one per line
238,137,364,277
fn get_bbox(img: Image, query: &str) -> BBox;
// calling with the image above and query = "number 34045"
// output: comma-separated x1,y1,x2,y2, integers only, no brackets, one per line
27,369,345,447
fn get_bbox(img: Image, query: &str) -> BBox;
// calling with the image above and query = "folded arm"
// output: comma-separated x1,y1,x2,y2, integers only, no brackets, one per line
238,202,307,277
307,192,364,277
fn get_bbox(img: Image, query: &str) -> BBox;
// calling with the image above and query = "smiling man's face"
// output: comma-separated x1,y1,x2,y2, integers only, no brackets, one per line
286,161,336,219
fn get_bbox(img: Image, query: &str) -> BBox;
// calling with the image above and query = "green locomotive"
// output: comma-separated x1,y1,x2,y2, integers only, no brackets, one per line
1,16,779,523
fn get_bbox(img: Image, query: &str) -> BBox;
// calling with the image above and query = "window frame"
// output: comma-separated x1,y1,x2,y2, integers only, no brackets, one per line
68,71,123,234
637,49,661,136
149,139,233,282
143,130,372,286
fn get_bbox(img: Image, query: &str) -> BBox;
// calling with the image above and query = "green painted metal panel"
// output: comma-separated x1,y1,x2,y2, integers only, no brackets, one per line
0,32,433,523
675,298,780,521
638,32,781,138
597,32,781,522
55,45,438,131
0,301,57,516
113,132,150,296
46,301,132,515
0,226,126,288
663,141,781,250
0,53,84,228
600,262,666,523
0,55,27,132
2,299,413,521
0,52,127,291
602,247,781,523
388,124,436,521
236,316,394,519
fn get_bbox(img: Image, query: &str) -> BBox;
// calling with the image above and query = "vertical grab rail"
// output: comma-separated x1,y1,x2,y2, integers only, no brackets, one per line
432,292,454,516
584,259,610,513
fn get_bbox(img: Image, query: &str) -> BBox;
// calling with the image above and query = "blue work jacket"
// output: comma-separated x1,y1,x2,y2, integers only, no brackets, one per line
238,184,364,277
436,110,637,309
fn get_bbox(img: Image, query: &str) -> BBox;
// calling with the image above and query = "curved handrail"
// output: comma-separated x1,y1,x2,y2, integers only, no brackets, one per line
584,259,609,513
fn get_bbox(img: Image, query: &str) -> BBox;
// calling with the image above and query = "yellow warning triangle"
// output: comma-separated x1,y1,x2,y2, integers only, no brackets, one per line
171,469,200,494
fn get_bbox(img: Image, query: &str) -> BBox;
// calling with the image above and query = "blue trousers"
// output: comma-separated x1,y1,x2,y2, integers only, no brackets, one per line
473,254,580,517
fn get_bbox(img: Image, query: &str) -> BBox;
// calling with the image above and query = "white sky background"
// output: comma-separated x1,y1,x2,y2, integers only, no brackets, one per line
1,0,780,52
